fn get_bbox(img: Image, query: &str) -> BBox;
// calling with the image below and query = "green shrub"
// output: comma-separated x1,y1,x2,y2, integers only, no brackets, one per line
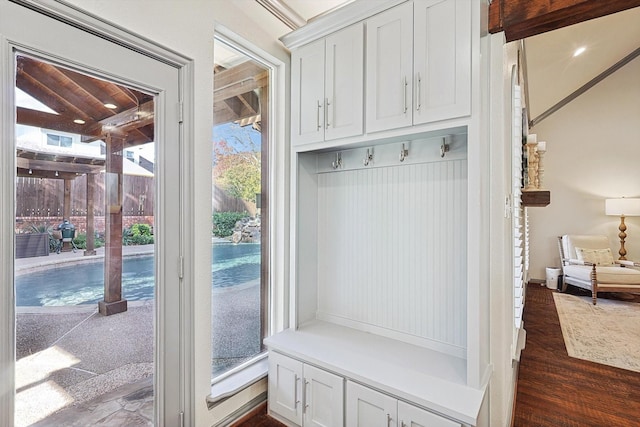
213,211,248,237
130,223,152,236
123,223,154,246
73,232,105,249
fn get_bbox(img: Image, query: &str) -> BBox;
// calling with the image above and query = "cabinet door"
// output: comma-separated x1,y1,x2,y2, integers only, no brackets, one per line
413,0,471,124
365,1,413,133
304,364,344,427
346,381,397,427
398,401,462,427
292,38,325,145
269,352,304,425
324,23,364,141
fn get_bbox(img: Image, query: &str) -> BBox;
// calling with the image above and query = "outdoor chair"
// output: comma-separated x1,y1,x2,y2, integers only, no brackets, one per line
54,227,78,253
558,234,640,305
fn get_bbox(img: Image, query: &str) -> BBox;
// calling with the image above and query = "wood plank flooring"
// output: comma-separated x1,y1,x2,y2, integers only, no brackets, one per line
514,284,640,426
236,285,640,427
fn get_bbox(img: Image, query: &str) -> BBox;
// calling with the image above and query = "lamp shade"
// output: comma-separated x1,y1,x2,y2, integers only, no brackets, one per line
605,198,640,216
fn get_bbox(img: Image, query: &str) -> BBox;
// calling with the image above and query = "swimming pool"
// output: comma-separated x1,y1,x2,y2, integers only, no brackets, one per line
15,242,260,306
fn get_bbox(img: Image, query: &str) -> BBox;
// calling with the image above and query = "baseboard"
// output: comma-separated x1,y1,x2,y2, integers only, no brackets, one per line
509,359,521,427
213,391,267,427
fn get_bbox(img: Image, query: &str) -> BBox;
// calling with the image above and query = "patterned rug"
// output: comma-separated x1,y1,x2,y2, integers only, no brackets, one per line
553,292,640,373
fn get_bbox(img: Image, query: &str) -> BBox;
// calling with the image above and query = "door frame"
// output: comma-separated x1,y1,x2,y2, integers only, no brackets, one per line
0,1,195,425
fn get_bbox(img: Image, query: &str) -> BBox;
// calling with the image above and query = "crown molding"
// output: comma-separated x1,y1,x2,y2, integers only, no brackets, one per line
279,0,407,49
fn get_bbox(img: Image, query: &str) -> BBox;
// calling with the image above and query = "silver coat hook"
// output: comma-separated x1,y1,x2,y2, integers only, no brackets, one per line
363,148,373,166
332,152,342,170
440,139,450,158
400,143,409,162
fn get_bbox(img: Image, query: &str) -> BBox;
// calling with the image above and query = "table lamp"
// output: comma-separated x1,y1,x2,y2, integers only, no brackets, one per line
605,197,640,260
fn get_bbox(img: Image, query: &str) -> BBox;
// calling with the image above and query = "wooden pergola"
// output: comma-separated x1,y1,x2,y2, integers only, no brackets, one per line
16,54,268,315
16,55,154,315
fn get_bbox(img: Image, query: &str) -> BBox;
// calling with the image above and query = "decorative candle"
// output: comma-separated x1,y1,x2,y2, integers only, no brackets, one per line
537,141,546,152
527,134,537,144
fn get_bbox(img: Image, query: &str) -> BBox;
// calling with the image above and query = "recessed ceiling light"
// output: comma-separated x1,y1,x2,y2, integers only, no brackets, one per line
573,47,586,57
104,103,117,109
73,119,86,124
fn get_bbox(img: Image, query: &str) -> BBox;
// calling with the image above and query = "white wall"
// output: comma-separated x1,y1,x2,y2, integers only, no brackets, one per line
62,1,291,426
528,56,640,279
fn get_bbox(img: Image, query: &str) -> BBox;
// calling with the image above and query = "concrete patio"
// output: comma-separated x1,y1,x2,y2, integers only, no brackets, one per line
14,242,261,426
15,245,155,426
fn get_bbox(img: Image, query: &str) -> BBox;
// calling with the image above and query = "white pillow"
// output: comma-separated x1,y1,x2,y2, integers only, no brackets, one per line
575,247,614,266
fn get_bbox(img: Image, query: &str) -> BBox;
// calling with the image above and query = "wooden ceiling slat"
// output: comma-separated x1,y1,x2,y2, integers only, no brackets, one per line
18,58,105,120
59,68,146,108
17,71,89,120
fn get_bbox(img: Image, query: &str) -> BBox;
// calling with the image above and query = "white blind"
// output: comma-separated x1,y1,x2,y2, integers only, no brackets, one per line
512,85,525,330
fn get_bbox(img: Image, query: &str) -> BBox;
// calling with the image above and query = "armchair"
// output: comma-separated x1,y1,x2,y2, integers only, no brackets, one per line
558,234,640,305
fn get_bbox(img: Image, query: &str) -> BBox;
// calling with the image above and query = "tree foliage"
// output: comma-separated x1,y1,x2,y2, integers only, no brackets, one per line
213,123,261,203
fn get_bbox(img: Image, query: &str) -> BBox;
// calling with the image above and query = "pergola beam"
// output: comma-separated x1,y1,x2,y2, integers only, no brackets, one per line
17,157,103,174
16,107,102,138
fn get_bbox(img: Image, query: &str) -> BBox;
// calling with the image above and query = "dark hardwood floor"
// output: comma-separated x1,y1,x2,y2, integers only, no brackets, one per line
514,284,640,426
237,285,640,427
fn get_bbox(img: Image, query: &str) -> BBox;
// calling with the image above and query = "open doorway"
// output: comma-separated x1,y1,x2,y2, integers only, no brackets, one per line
1,2,185,424
14,54,156,426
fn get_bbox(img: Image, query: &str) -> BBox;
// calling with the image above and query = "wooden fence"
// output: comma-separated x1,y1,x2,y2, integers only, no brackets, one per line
15,176,256,232
16,174,154,217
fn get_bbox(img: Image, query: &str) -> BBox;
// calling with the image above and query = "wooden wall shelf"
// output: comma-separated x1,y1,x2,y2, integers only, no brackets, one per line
521,190,550,207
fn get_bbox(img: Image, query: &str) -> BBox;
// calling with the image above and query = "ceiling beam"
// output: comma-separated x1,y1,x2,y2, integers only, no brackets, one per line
17,157,103,174
16,108,103,137
489,0,640,42
529,46,640,128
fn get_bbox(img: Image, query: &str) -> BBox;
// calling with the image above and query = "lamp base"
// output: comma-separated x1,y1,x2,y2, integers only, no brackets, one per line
618,215,628,260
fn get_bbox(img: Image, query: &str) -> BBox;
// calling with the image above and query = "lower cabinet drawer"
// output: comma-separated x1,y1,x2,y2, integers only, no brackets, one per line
346,381,462,427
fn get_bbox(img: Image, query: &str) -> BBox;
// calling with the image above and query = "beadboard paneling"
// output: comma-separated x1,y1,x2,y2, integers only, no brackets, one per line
316,157,467,356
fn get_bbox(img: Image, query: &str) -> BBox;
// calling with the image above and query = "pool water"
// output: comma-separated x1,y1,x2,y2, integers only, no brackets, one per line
15,242,260,306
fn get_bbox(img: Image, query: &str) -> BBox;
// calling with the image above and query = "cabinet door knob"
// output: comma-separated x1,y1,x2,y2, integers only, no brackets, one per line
317,100,322,131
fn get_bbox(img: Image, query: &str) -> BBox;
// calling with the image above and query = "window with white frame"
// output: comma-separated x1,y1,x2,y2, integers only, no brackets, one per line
211,35,271,379
46,133,72,147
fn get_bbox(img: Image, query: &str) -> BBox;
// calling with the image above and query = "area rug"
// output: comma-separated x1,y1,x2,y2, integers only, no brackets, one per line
553,293,640,372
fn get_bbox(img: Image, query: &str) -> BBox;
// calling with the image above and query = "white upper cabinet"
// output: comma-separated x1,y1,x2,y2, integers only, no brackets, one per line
365,2,414,133
413,0,471,124
292,38,325,145
291,23,364,145
366,0,471,133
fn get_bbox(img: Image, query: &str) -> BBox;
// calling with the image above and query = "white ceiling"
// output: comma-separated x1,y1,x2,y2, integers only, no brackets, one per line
524,6,640,123
284,0,353,22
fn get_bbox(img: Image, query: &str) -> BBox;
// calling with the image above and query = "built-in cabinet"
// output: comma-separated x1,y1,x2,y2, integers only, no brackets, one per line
269,351,344,427
291,23,364,145
347,381,462,427
269,0,489,426
366,0,470,133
